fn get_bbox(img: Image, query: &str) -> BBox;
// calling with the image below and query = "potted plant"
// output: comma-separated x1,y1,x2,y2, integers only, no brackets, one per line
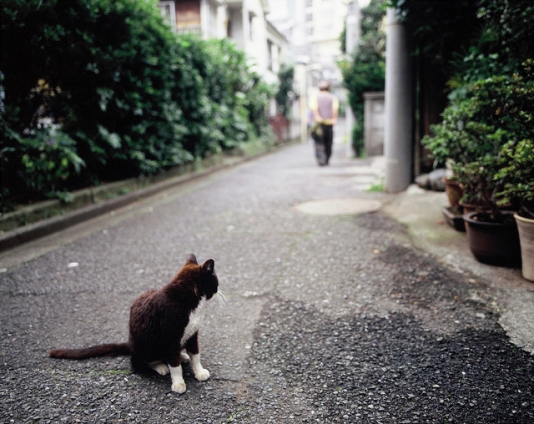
421,121,466,231
423,71,533,266
495,139,534,280
460,157,521,268
421,82,498,232
441,163,465,232
421,120,465,209
459,70,534,267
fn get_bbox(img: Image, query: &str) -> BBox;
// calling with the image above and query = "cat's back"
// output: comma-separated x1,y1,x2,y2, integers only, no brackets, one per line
131,288,160,312
129,286,191,331
129,288,166,330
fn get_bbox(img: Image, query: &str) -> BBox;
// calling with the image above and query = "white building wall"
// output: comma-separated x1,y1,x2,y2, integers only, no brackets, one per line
157,0,289,103
245,0,269,76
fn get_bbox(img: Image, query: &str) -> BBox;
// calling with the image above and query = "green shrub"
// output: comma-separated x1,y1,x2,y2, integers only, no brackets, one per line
1,123,85,207
0,0,272,211
422,69,534,216
495,139,534,218
275,64,294,118
340,0,385,157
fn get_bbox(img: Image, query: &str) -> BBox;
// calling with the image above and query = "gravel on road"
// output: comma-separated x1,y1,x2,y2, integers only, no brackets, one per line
1,142,532,423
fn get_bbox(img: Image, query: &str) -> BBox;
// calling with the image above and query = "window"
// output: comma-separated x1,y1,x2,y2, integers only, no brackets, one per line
227,18,232,38
158,1,176,30
306,13,312,21
267,40,273,71
249,12,255,40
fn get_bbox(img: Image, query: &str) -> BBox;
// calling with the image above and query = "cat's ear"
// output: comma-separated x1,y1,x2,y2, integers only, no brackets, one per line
187,254,198,265
202,259,215,273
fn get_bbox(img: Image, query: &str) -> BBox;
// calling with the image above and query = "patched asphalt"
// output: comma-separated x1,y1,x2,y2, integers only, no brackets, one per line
1,140,532,423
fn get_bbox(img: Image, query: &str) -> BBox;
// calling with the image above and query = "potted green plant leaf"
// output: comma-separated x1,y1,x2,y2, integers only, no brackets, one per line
421,81,500,232
459,155,521,268
423,70,534,266
458,69,534,267
495,139,534,281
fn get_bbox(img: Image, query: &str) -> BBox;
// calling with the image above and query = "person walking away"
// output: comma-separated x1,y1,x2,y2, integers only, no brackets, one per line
309,80,339,166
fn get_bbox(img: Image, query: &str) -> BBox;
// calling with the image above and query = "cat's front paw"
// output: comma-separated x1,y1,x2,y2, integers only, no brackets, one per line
171,381,187,394
194,368,210,381
152,363,169,376
180,351,190,364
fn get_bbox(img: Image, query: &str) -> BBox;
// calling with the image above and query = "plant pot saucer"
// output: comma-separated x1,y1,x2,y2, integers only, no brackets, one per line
441,206,465,232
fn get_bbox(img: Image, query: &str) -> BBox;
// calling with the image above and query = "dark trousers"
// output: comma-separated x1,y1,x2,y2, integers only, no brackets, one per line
314,124,333,165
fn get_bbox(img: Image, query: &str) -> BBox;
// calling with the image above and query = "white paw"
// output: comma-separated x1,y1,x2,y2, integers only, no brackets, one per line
194,368,210,381
171,381,187,394
180,352,191,364
152,363,169,376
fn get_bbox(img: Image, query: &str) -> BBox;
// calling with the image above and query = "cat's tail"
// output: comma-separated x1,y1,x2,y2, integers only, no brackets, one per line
49,343,130,359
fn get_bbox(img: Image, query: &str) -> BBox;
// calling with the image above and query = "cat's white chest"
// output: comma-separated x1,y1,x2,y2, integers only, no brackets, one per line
180,299,205,346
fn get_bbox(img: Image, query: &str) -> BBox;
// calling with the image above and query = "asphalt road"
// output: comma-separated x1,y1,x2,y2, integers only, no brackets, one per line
1,142,532,423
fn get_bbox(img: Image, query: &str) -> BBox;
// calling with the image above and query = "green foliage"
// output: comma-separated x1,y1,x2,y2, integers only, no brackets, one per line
493,60,534,218
339,22,346,55
477,0,534,67
397,0,534,220
366,180,384,193
391,0,482,76
1,0,190,195
275,64,294,118
1,122,85,207
0,0,272,211
422,69,534,216
495,139,534,218
447,0,534,100
340,0,385,157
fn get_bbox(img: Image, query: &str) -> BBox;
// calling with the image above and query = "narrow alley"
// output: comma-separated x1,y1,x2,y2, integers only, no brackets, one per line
1,140,532,423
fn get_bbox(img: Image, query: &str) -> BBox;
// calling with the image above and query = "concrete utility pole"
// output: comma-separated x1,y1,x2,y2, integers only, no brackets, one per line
384,7,412,193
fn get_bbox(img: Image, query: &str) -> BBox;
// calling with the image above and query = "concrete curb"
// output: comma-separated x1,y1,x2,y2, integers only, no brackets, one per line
0,140,299,253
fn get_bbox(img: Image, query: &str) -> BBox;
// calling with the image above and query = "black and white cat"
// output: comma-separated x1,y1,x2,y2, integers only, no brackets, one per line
49,254,219,394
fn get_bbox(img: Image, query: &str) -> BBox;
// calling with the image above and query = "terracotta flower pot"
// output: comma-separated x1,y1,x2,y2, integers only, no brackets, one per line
442,177,463,207
459,200,491,231
464,211,521,268
458,200,491,215
514,213,534,282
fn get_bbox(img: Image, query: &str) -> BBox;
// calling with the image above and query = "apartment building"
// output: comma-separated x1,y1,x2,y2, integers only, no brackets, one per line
157,0,288,85
268,0,348,86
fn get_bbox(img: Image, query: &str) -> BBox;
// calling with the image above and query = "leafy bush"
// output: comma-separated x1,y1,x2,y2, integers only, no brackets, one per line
1,123,85,207
446,0,534,101
495,139,534,218
340,0,385,157
494,60,534,218
422,68,534,217
275,64,294,118
1,0,190,198
0,0,272,212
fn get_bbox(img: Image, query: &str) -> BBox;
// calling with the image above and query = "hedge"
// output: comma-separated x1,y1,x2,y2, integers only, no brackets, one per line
0,0,273,212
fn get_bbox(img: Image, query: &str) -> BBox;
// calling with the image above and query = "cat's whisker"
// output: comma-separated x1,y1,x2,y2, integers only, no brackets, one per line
216,290,227,307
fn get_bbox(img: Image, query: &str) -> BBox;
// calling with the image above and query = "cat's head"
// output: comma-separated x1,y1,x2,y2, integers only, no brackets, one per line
186,254,218,300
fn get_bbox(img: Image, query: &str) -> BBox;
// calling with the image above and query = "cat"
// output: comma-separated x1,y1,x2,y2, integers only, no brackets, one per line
49,253,219,394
